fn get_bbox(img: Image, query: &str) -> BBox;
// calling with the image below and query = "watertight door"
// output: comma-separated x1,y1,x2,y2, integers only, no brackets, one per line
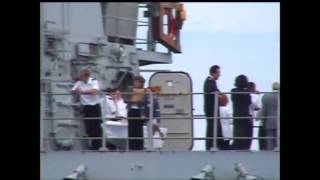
149,72,193,150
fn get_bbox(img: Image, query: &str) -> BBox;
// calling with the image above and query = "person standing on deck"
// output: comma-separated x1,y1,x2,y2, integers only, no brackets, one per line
203,65,229,150
71,68,102,150
248,82,263,149
127,76,149,150
259,82,280,150
230,75,253,150
248,82,261,118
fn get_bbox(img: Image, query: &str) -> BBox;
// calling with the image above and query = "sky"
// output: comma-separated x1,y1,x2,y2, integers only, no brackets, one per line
137,3,280,150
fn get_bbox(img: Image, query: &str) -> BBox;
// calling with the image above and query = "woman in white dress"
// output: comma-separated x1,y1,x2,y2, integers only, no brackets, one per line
219,94,232,149
248,82,262,150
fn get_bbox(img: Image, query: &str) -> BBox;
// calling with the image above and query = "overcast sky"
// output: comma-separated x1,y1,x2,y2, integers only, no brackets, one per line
138,3,280,150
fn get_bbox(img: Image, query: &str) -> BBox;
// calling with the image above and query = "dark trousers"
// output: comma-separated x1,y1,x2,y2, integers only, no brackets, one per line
231,118,253,150
265,129,277,150
128,109,145,150
83,104,102,150
206,111,230,150
258,126,266,150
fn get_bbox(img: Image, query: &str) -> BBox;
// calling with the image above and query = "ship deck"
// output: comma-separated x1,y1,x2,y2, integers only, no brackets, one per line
41,150,279,180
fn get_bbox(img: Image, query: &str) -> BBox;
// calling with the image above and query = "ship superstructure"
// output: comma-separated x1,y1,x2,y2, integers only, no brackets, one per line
40,3,279,180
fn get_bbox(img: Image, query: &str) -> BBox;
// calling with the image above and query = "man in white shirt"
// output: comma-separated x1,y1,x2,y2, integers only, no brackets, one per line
71,68,102,150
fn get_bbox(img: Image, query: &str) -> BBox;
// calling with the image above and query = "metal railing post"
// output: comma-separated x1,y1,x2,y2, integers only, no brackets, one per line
275,91,280,151
147,91,154,151
211,92,219,151
40,91,280,152
147,3,156,51
126,117,129,152
99,93,108,151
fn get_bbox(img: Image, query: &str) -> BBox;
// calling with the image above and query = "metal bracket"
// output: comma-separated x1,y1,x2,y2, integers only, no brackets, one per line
209,147,219,152
56,102,79,108
55,83,73,90
58,121,79,128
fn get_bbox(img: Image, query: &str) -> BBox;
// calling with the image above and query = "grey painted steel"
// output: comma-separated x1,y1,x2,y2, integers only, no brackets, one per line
275,92,280,151
139,69,171,73
147,92,154,150
137,50,172,65
40,2,177,152
102,3,139,40
43,91,278,95
149,72,193,150
100,96,108,151
43,137,277,141
147,3,156,52
103,15,148,23
42,116,278,121
41,151,279,180
41,3,279,180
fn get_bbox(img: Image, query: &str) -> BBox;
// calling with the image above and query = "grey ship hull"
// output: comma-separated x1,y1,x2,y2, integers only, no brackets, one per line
41,151,279,179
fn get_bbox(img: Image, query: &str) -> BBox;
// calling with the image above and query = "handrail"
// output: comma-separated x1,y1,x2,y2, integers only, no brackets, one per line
41,91,278,96
102,15,149,24
147,91,154,150
212,92,219,151
99,93,108,151
40,91,280,152
42,116,277,120
43,137,277,140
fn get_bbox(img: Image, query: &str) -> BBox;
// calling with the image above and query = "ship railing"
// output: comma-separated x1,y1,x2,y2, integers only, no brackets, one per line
40,91,280,152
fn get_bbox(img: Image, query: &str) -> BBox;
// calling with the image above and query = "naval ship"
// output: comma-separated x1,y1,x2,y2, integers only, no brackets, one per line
40,2,280,180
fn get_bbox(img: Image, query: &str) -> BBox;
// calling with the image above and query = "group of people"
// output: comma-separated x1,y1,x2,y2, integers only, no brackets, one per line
71,68,161,151
204,65,280,151
71,66,279,151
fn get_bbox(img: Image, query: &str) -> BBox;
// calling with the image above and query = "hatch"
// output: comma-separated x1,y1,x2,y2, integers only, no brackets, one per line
149,71,193,150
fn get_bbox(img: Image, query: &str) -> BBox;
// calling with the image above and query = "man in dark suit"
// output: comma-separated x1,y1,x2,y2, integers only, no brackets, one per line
203,65,229,150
